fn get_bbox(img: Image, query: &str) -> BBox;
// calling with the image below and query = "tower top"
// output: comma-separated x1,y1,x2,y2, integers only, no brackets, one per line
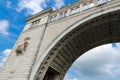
25,8,53,22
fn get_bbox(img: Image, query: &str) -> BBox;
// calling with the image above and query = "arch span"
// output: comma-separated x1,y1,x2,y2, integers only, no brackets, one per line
33,10,120,80
28,0,120,79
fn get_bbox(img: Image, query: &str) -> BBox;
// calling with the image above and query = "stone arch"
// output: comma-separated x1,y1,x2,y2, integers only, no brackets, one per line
30,9,120,80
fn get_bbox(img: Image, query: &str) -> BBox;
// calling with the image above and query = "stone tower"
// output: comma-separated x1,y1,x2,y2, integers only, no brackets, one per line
0,8,53,80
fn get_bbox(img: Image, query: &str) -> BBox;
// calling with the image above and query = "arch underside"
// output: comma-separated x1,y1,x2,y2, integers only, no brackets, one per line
36,10,120,80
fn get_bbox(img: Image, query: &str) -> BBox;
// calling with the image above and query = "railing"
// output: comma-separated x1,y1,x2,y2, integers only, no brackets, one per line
48,0,112,23
29,0,112,28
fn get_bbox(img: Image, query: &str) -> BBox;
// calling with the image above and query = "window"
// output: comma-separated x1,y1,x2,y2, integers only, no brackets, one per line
51,16,55,22
98,0,106,4
83,2,94,10
31,19,41,27
50,15,57,22
64,11,68,16
70,9,76,15
59,13,64,19
54,15,57,20
83,4,89,10
76,7,80,13
89,2,95,8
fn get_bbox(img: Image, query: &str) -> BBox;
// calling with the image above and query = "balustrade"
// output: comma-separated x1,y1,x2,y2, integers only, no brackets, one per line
49,0,112,22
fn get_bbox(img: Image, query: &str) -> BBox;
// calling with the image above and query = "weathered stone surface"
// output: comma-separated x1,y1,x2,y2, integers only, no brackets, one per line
0,0,120,80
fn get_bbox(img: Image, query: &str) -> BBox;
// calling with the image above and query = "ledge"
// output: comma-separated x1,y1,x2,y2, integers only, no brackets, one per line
25,8,53,22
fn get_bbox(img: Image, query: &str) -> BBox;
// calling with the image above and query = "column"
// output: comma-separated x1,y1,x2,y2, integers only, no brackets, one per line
80,3,83,11
93,0,98,6
67,9,71,16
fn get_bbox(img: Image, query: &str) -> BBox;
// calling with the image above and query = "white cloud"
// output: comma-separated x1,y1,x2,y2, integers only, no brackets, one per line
17,0,47,15
2,49,11,62
53,0,65,10
17,0,65,15
64,74,78,80
0,20,9,35
6,1,11,8
3,49,11,56
0,49,11,68
65,43,120,80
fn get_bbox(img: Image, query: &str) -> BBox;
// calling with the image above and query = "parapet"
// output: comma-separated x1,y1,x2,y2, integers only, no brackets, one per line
23,0,111,31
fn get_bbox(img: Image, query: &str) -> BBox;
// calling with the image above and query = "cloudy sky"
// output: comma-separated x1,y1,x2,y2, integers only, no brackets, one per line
64,43,120,80
0,0,78,68
0,0,120,80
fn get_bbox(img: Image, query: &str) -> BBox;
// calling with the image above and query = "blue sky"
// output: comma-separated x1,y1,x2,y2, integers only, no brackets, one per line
0,0,120,80
64,43,120,80
0,0,78,67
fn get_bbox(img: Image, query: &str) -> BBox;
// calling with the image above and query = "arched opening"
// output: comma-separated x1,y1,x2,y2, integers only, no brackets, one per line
43,67,60,80
64,43,120,80
35,10,120,80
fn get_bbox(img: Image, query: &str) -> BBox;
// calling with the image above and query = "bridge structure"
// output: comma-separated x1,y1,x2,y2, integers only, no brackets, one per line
0,0,120,80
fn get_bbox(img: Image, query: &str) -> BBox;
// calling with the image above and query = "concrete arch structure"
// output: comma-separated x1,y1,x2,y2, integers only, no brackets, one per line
0,0,120,80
